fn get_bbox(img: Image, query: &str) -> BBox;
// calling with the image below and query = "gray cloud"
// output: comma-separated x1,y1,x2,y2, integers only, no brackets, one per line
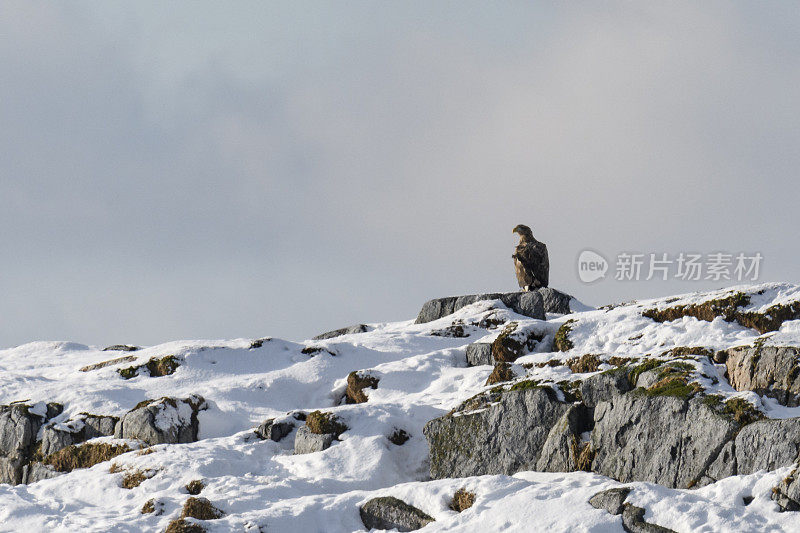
1,2,799,347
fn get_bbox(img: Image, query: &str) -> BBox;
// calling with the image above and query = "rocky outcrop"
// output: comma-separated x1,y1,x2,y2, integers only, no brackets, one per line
312,324,369,340
415,290,553,324
424,362,800,488
294,427,336,455
255,418,295,442
589,488,676,532
642,291,800,335
117,355,180,379
79,355,138,372
114,395,206,445
589,487,631,516
102,344,139,352
590,393,739,488
424,386,572,478
294,411,347,455
359,496,434,532
465,343,493,366
725,345,800,406
40,414,118,456
0,402,62,485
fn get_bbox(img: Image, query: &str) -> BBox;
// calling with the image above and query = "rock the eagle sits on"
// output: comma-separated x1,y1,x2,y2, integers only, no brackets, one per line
512,224,549,291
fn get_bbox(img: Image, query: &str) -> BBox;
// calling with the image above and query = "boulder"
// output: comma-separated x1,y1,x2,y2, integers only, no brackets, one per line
359,496,434,532
255,418,294,442
114,396,206,445
424,386,571,479
415,290,548,324
0,403,55,484
312,324,369,340
40,414,118,456
725,345,800,406
621,504,676,533
465,343,493,366
590,393,740,488
294,426,336,454
589,487,631,515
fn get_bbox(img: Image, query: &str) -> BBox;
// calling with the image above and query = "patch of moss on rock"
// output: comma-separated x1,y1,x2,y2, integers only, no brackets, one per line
554,320,575,352
43,443,130,472
607,356,631,367
643,292,800,334
634,361,701,399
181,497,224,520
485,362,516,386
508,379,545,393
628,359,662,386
567,353,601,373
165,519,207,533
703,394,764,425
306,410,348,436
450,488,476,512
557,380,583,403
345,371,380,404
723,398,764,425
117,355,180,379
664,346,714,359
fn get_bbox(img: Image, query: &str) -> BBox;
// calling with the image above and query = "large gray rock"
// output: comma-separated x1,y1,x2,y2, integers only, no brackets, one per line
589,487,631,515
726,346,800,406
255,418,294,442
621,504,676,533
359,496,434,532
415,290,549,324
115,395,205,445
591,393,739,488
293,426,336,454
0,404,48,484
424,387,570,479
40,414,118,457
703,418,800,483
465,343,493,366
312,324,369,340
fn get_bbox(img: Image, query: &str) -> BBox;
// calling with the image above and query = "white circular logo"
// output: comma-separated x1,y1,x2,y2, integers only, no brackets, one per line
577,250,608,283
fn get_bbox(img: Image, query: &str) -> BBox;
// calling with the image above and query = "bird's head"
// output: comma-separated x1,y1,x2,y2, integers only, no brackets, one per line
512,224,533,239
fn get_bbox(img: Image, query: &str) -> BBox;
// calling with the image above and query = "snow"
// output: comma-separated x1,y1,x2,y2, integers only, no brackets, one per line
1,284,800,531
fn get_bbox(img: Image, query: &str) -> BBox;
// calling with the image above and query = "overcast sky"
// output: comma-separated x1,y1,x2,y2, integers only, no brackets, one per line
2,2,799,348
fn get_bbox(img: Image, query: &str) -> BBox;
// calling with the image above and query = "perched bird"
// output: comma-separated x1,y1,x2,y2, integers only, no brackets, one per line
512,224,549,291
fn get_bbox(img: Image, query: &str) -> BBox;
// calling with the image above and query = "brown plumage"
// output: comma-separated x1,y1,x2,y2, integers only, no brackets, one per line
512,224,549,290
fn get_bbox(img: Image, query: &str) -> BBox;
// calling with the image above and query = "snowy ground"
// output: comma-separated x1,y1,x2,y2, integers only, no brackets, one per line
2,283,800,532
